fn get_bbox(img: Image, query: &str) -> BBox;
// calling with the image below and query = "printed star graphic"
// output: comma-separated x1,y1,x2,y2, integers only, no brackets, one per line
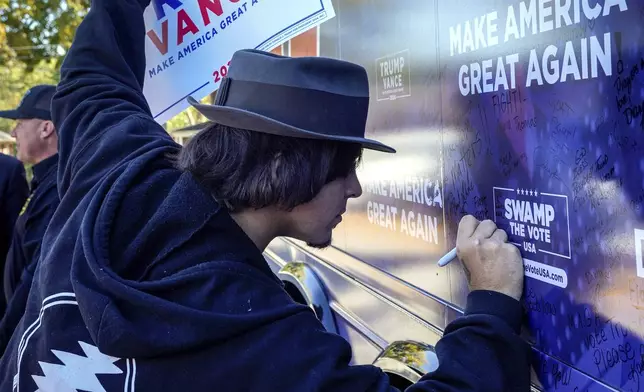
535,190,539,197
529,190,534,196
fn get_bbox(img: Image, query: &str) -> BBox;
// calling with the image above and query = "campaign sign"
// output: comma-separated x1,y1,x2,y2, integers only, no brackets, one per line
375,49,411,101
493,187,571,288
142,0,335,124
493,187,571,260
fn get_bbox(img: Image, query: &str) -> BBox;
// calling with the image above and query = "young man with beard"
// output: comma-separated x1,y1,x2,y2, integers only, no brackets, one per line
0,0,529,390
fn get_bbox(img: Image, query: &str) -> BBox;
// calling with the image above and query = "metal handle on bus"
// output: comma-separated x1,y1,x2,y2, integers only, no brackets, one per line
373,341,438,388
278,262,338,334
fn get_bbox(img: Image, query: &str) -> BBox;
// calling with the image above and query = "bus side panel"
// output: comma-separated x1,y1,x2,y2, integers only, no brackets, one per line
332,0,453,308
437,1,644,391
319,0,644,391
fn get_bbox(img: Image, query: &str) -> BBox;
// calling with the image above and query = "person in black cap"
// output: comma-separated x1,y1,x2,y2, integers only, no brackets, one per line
0,85,60,348
0,153,28,313
0,0,529,390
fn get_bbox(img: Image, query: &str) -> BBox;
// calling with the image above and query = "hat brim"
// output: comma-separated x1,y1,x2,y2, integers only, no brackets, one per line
187,97,396,153
175,121,212,132
0,109,22,120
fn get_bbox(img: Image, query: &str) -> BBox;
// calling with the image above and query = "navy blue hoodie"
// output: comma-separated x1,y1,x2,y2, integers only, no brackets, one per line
0,153,59,351
0,0,530,390
0,153,28,315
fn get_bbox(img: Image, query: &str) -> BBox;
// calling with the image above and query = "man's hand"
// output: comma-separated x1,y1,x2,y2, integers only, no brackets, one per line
456,215,524,301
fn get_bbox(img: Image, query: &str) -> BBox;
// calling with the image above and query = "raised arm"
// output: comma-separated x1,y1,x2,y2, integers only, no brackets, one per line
52,0,171,196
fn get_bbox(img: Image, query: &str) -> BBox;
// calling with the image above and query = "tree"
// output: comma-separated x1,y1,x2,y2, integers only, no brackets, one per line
0,0,85,137
1,0,214,138
164,106,208,133
163,94,216,135
0,0,89,70
0,58,60,135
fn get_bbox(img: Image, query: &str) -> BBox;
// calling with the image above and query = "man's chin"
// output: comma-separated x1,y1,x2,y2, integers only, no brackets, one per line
306,238,332,249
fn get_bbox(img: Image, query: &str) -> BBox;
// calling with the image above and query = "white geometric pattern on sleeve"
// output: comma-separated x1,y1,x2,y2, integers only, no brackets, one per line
31,341,122,392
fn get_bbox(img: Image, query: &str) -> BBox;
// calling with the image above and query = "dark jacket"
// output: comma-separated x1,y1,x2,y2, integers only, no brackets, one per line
0,153,59,351
0,0,530,390
0,153,28,314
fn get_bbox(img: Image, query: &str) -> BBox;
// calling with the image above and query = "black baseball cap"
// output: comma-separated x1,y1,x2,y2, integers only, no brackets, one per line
0,85,56,121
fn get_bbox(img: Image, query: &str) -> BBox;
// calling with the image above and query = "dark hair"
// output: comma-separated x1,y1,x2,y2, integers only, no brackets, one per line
176,123,362,211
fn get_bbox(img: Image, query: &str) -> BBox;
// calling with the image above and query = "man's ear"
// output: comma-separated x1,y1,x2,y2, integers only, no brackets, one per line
40,120,56,139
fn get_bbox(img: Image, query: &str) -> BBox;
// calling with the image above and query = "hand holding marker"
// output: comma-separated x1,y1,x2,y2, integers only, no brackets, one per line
436,218,517,267
439,216,525,300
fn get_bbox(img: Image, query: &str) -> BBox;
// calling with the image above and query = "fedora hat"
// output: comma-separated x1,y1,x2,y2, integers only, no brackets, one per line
175,121,210,132
187,49,395,153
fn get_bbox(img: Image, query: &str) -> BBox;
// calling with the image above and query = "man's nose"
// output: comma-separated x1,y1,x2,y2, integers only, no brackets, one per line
346,171,363,199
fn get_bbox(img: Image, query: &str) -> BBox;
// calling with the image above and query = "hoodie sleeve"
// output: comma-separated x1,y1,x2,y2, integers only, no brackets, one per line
52,0,171,198
272,289,531,392
307,290,531,391
286,289,531,392
406,291,531,392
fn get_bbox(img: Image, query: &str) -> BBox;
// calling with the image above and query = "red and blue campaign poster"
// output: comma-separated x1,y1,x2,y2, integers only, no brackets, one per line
142,0,335,123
